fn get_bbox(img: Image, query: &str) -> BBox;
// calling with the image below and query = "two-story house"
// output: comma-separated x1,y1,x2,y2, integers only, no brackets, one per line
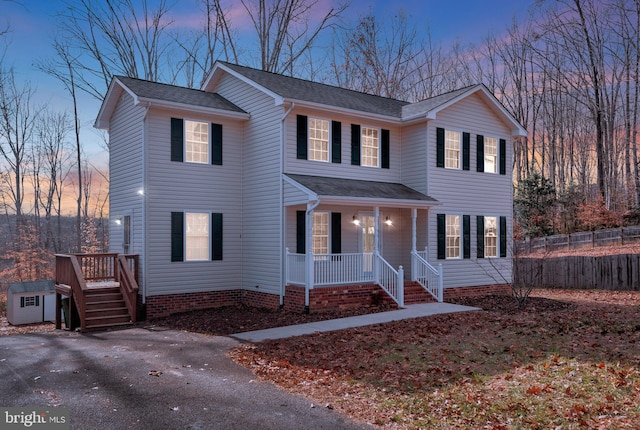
95,62,526,318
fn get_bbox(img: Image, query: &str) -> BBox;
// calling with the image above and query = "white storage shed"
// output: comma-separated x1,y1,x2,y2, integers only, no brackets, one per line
7,280,56,325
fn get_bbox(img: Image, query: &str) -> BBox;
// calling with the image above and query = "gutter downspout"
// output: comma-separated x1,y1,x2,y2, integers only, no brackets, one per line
141,104,151,313
305,197,320,313
280,102,295,307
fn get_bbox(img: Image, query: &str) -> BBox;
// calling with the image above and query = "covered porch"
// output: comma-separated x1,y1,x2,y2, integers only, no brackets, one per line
283,174,443,310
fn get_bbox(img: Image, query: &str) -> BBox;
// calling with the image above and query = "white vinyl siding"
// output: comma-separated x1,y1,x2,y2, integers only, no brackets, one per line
427,92,513,288
308,118,329,162
185,120,209,163
445,130,460,169
361,127,379,167
485,216,498,257
485,137,498,174
185,212,209,261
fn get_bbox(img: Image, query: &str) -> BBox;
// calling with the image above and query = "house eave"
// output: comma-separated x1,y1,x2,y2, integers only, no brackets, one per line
316,195,441,209
135,97,250,120
282,98,403,125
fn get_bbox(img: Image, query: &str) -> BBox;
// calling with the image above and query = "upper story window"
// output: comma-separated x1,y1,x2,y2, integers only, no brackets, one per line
308,118,329,162
485,137,498,173
361,127,379,167
445,130,461,169
185,120,209,163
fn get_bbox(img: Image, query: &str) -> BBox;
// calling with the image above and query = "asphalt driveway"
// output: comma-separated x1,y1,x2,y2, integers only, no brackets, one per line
0,327,371,430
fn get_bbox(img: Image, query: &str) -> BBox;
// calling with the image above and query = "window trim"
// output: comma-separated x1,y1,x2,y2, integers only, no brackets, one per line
312,211,330,255
484,136,498,174
444,129,462,170
184,119,210,164
185,211,210,261
360,125,380,168
307,117,331,163
484,215,498,258
445,214,462,259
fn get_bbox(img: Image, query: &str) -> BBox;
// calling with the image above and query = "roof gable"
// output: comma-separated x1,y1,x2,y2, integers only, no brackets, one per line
95,76,248,130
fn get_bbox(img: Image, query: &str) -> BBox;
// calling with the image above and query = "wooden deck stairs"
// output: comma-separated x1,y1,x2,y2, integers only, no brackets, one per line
55,254,139,332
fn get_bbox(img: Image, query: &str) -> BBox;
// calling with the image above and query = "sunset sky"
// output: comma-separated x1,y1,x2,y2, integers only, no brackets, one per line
1,0,533,168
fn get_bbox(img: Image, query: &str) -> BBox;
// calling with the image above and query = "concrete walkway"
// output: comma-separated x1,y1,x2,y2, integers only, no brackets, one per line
231,302,479,342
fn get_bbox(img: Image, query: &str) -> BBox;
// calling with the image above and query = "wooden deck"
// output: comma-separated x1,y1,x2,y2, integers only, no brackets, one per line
55,253,139,331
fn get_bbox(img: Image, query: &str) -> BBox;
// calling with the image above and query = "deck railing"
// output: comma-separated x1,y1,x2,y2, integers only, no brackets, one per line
412,249,443,302
55,253,139,329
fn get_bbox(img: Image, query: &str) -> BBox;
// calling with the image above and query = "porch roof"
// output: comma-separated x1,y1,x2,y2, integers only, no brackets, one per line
284,174,439,208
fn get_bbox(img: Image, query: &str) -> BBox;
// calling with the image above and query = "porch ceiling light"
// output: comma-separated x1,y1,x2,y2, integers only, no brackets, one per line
114,218,122,225
352,215,360,226
385,216,393,226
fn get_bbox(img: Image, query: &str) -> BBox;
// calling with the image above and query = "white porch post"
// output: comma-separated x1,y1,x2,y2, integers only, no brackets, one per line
411,208,417,281
374,206,380,283
305,202,316,312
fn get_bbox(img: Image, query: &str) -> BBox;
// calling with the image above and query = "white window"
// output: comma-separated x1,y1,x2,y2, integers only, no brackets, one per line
312,212,329,255
186,212,209,261
24,296,36,307
185,120,209,163
308,118,329,162
445,130,460,169
446,214,461,259
485,216,498,257
485,137,498,173
361,127,379,167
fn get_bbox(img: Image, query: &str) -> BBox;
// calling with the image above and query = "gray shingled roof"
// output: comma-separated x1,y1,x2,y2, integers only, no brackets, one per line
116,76,245,113
220,62,409,118
9,280,55,294
401,85,481,119
286,174,438,202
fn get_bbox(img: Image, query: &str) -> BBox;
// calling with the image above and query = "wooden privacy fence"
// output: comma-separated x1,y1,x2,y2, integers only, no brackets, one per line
514,254,640,291
515,226,640,255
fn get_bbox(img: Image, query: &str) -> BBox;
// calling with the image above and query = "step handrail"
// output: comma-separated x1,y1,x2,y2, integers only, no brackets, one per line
117,255,139,323
411,250,443,302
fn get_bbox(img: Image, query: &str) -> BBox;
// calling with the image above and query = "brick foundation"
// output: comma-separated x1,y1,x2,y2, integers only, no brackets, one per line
141,283,513,319
284,284,398,314
443,284,511,300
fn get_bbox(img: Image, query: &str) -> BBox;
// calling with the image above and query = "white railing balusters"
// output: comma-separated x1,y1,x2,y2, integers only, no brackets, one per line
411,250,443,302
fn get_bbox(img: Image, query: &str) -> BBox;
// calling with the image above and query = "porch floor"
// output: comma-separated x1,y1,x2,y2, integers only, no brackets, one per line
231,302,480,342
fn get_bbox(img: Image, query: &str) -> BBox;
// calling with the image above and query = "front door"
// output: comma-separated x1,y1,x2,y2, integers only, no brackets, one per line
360,214,376,273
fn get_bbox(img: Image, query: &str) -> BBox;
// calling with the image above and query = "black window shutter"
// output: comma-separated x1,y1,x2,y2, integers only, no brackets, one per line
20,297,24,308
437,214,446,260
463,215,471,259
296,115,308,160
35,295,39,306
211,213,223,260
171,212,184,262
331,212,341,254
499,138,507,175
462,132,470,171
476,135,485,172
331,121,341,163
477,215,485,259
351,124,361,165
500,216,507,258
381,129,390,169
212,123,223,165
436,127,445,168
296,211,306,254
170,118,184,162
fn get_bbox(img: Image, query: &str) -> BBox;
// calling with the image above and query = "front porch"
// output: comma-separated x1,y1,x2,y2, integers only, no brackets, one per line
284,174,444,311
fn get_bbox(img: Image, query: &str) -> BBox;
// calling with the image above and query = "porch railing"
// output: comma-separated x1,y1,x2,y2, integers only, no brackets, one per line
374,253,404,307
285,249,404,307
412,249,443,302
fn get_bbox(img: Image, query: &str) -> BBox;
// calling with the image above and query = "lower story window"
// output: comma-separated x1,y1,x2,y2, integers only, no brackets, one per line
186,212,209,261
446,215,461,259
312,212,329,255
484,216,498,257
